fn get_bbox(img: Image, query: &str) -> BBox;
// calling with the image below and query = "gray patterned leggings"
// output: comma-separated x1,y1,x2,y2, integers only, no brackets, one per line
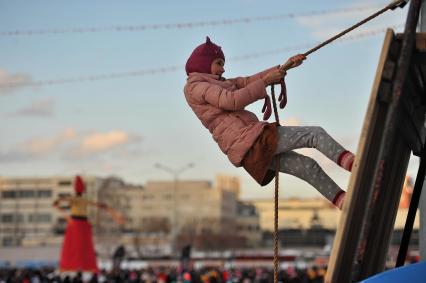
268,126,346,202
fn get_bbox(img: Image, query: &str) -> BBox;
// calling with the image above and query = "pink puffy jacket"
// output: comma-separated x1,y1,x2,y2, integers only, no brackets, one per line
184,67,276,167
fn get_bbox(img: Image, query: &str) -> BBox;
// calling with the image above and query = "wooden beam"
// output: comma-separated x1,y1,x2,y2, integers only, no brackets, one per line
325,29,397,283
356,130,411,279
327,1,424,281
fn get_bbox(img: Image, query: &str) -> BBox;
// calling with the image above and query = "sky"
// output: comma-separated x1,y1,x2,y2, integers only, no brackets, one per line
0,0,418,200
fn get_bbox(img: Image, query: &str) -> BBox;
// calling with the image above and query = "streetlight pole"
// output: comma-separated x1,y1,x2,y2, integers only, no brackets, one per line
154,162,194,257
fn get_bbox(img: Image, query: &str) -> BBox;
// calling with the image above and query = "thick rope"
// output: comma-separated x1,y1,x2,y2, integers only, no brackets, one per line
271,85,281,283
279,0,407,72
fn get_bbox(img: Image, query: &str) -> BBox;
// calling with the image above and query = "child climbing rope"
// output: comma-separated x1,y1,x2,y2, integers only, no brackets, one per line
183,37,355,209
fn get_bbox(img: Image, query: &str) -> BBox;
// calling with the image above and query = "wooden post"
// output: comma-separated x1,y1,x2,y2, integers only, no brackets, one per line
325,29,397,283
419,0,426,262
326,0,425,279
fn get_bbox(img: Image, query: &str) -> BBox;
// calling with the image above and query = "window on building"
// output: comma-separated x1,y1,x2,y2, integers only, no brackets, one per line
16,214,24,223
57,218,67,224
58,180,72,186
1,214,23,223
1,190,16,199
2,237,15,246
37,214,52,223
1,214,14,223
29,214,50,223
37,190,52,198
58,193,71,198
18,190,35,198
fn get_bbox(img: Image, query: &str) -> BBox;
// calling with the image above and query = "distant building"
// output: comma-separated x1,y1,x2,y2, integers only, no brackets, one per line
0,176,128,247
247,198,340,231
0,176,141,250
139,179,240,251
94,177,138,251
0,175,262,252
2,175,417,254
215,175,241,198
122,175,262,252
247,197,419,232
248,195,419,250
236,202,262,247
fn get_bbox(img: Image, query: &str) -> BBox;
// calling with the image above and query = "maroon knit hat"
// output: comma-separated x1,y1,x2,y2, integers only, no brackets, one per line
185,36,225,75
74,175,85,194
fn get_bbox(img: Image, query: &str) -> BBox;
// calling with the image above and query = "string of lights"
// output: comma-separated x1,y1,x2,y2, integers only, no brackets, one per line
0,3,387,37
0,25,402,90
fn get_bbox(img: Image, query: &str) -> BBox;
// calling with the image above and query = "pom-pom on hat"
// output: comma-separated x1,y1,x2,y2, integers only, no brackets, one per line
185,36,225,75
74,175,85,194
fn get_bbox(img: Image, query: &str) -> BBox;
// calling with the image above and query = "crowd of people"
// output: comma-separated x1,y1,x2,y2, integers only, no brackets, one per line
0,266,326,283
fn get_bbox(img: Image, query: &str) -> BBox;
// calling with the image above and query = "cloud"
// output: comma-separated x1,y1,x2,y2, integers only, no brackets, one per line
78,131,142,155
0,129,142,162
9,98,55,117
0,69,33,95
23,128,77,156
0,128,77,162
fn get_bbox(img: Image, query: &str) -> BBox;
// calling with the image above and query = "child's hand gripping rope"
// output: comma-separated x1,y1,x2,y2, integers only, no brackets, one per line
277,54,305,110
262,54,306,120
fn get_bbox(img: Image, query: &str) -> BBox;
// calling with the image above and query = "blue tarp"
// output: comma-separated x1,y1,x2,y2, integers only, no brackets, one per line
360,261,426,283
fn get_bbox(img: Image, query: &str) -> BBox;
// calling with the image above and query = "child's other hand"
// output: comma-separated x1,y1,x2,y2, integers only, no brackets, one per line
263,68,286,86
262,96,272,120
280,54,306,71
278,79,287,109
